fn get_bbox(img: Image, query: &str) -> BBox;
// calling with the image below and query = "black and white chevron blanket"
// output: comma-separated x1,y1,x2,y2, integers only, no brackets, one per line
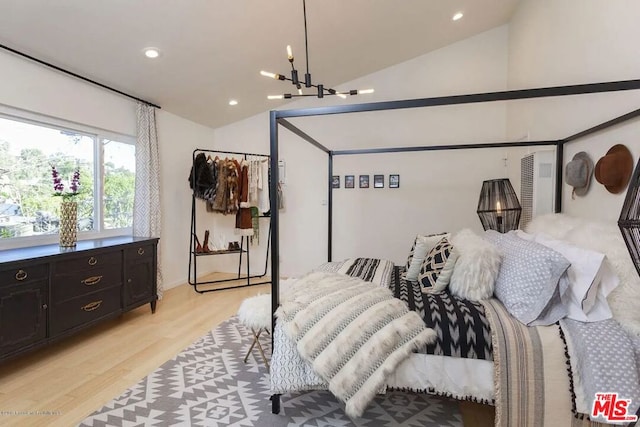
319,260,492,360
387,266,493,360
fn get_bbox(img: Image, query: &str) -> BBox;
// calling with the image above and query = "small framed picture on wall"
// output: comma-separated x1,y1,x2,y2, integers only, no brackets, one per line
374,174,384,188
345,175,355,188
389,174,400,188
359,175,369,188
332,175,340,188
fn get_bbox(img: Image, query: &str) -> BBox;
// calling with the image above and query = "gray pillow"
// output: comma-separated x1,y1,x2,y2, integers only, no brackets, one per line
484,230,570,325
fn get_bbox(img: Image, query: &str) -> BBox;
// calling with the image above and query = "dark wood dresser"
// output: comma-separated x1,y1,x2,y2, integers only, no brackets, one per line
0,236,158,362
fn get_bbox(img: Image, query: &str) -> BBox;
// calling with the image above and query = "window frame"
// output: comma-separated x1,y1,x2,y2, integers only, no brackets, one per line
0,104,135,249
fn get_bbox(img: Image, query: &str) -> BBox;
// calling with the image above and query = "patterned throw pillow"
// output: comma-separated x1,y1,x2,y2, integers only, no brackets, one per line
484,230,570,326
418,237,453,290
404,232,449,282
404,238,418,271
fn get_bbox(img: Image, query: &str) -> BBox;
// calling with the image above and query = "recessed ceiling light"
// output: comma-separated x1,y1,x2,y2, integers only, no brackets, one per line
143,47,160,58
452,12,464,21
229,99,238,106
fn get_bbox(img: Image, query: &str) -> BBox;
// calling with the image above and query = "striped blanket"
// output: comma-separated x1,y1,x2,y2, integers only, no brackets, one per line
482,298,610,427
313,257,394,286
276,271,436,418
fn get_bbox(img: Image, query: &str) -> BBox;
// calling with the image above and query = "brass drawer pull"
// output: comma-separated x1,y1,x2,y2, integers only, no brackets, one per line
137,247,145,255
88,257,98,266
81,275,103,286
81,300,103,312
15,269,28,281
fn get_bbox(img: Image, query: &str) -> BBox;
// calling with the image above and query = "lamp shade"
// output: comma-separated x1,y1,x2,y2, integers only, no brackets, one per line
477,178,522,233
618,157,640,277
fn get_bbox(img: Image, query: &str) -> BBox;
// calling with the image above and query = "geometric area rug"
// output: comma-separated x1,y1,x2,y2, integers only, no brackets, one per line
80,316,463,426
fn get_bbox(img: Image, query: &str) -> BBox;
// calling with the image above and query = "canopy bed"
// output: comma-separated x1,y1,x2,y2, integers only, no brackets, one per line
265,79,640,425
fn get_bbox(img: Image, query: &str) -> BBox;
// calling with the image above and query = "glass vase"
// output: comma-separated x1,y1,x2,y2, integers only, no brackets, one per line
59,200,78,247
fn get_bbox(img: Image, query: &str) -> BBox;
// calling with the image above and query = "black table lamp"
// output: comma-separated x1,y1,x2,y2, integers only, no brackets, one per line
619,157,640,277
477,178,522,233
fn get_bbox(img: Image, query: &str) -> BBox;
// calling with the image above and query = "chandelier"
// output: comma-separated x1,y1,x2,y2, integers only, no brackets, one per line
260,0,374,100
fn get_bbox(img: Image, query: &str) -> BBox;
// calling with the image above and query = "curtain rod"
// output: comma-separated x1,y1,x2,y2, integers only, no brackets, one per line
0,43,161,109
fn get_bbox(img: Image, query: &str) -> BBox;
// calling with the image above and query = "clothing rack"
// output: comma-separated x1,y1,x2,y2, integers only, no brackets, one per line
188,148,271,293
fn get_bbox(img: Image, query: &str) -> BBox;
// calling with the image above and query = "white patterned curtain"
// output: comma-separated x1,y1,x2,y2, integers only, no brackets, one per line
134,103,164,298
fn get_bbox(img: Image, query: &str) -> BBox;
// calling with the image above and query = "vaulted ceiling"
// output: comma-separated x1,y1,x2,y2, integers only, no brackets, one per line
0,0,520,129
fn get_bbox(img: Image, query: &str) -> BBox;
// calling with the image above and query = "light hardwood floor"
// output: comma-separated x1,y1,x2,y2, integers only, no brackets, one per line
0,274,269,427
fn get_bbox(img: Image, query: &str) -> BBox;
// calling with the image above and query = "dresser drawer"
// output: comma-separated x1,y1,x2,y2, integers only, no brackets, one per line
52,265,122,302
50,287,121,335
0,264,48,286
54,251,121,274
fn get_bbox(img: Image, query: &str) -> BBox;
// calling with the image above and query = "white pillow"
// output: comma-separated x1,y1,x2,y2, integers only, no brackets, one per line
533,233,618,322
448,229,501,301
562,221,639,335
404,233,448,281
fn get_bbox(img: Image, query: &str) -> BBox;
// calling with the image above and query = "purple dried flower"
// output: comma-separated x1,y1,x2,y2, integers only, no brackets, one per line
51,165,81,199
51,165,64,193
70,170,80,193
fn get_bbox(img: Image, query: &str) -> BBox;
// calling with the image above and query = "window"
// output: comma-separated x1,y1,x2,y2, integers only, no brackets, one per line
0,111,135,246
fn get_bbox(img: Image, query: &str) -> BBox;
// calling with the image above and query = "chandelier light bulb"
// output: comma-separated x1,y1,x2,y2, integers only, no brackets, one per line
452,12,464,21
337,93,347,99
287,45,294,61
358,89,375,94
143,47,160,58
260,70,277,78
298,88,303,95
268,95,284,100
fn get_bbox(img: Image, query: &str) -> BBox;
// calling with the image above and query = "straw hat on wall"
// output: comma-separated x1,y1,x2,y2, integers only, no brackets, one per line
565,151,593,197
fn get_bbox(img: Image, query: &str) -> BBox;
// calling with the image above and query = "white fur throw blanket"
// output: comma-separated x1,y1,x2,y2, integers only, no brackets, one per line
276,271,436,418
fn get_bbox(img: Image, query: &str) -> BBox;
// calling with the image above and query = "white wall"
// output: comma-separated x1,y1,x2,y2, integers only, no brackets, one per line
507,0,640,221
213,26,513,272
156,110,217,289
0,49,216,291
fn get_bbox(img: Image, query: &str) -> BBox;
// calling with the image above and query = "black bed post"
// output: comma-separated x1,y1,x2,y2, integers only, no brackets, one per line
269,110,281,414
555,141,564,213
328,152,333,262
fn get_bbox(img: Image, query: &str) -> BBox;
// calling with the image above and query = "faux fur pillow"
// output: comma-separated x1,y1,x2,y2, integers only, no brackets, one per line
563,219,640,336
525,213,585,240
449,229,502,301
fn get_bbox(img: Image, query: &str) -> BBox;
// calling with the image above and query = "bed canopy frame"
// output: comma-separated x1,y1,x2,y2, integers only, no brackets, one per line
267,78,640,413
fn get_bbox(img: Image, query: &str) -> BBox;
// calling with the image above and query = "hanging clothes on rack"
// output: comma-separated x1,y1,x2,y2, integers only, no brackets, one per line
248,159,261,208
258,159,270,214
188,153,216,199
235,160,254,236
211,158,240,215
250,207,260,244
204,156,219,210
